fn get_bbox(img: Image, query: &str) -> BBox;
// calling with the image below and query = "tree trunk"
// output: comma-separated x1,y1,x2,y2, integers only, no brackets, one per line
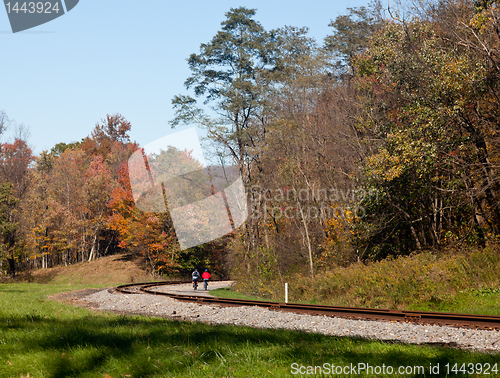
298,202,314,279
7,256,15,278
88,232,98,262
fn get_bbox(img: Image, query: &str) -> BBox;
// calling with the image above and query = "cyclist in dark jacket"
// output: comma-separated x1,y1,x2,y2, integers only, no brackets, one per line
192,269,200,289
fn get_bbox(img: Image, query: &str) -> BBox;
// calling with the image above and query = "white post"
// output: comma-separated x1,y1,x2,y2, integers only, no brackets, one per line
285,282,288,304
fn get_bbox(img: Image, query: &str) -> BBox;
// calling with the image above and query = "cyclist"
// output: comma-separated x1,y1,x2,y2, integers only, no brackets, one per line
202,269,211,290
192,269,200,290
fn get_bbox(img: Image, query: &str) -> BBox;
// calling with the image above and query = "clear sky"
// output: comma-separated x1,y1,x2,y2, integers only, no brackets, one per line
1,0,370,155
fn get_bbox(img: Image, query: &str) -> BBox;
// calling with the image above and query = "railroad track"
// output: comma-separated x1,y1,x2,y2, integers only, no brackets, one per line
115,281,500,330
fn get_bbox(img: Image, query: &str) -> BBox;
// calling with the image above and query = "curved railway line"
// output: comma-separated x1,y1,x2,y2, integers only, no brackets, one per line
115,281,500,330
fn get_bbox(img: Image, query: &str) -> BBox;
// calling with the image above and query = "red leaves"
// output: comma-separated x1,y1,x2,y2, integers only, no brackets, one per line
107,183,177,274
91,114,131,144
0,138,34,196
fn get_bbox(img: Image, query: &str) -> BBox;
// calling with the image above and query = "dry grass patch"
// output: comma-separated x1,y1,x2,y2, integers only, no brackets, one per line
231,246,500,314
30,254,152,286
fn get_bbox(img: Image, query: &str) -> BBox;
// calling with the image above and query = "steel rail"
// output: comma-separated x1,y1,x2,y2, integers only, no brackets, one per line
115,281,500,330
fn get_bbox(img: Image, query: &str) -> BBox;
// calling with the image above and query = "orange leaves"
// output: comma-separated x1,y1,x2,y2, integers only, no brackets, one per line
324,206,357,243
367,149,404,182
107,182,177,274
92,114,131,144
0,138,34,198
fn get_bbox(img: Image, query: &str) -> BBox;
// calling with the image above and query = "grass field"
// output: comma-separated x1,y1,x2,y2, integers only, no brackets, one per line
209,287,265,301
0,282,499,377
1,255,499,377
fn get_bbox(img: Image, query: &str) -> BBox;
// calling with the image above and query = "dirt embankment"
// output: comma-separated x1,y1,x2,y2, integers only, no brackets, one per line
30,254,152,286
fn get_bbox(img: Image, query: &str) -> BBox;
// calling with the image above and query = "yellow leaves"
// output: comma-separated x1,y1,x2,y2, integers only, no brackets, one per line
367,149,404,181
323,206,358,249
437,55,482,99
367,129,439,183
469,11,494,34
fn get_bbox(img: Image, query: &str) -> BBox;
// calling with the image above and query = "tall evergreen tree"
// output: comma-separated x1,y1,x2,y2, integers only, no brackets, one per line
170,7,277,179
324,0,385,77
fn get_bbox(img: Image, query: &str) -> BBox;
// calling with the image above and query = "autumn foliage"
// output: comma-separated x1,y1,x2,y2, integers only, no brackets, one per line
3,2,500,284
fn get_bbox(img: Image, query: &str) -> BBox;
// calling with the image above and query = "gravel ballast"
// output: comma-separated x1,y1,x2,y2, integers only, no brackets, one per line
68,283,500,352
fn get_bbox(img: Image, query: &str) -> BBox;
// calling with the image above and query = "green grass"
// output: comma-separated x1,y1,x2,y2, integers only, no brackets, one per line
231,247,500,316
210,287,268,301
0,283,499,377
408,287,500,315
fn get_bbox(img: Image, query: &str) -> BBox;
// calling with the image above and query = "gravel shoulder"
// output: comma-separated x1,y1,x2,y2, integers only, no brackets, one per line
53,286,500,353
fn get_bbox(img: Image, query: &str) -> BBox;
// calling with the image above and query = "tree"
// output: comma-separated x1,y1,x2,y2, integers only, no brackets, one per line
324,0,385,77
21,114,139,270
83,156,116,261
353,1,500,255
0,110,10,136
170,7,277,178
84,113,136,180
169,7,286,276
108,162,179,276
91,114,131,144
0,138,34,198
0,183,19,278
0,130,34,276
45,148,87,263
50,141,83,158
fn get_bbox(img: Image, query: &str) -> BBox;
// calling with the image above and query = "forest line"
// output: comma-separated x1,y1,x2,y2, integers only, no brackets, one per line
1,0,500,283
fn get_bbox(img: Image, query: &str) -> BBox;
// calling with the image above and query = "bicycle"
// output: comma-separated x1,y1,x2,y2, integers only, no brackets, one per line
193,279,198,290
204,279,208,291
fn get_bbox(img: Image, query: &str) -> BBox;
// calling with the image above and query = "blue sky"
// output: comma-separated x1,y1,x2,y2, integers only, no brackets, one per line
1,0,370,155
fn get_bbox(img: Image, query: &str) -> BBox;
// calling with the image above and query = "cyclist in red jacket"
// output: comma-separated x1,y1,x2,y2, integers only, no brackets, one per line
202,269,211,290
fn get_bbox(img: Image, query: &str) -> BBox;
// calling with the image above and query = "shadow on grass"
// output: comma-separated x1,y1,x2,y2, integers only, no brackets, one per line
1,312,498,377
114,253,138,262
